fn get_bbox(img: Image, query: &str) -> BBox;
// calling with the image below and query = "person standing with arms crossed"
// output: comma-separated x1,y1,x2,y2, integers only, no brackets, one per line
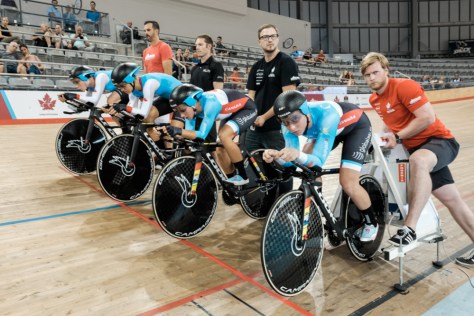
360,52,474,267
244,23,301,194
142,20,173,75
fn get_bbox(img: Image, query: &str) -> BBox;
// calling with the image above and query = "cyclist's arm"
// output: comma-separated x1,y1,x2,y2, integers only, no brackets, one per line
274,127,300,167
183,95,220,140
129,79,160,117
77,72,109,106
106,90,122,106
304,115,338,167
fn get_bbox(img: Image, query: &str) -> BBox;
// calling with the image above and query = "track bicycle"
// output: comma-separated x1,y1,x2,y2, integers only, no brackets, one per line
261,161,385,296
55,99,128,175
152,138,283,239
96,112,182,202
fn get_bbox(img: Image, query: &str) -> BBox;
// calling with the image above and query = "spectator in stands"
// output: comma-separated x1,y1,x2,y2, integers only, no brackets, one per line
215,36,228,56
142,20,172,75
421,74,432,90
183,48,193,66
303,48,313,61
1,0,17,9
229,66,242,88
67,25,93,50
17,43,44,75
451,73,461,83
51,24,68,49
120,20,141,45
339,70,349,84
47,0,62,24
0,41,20,74
433,75,446,90
172,47,189,80
245,23,300,196
86,1,100,23
346,71,355,86
32,23,52,48
62,5,77,32
316,49,327,63
290,46,300,58
0,17,20,43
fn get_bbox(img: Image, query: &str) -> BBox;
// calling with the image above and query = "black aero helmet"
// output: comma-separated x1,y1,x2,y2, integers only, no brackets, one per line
274,90,309,122
69,65,94,81
111,62,140,85
169,84,204,108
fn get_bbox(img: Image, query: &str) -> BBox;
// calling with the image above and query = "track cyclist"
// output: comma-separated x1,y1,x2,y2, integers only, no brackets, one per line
262,90,378,242
166,84,258,186
58,65,130,128
110,62,185,145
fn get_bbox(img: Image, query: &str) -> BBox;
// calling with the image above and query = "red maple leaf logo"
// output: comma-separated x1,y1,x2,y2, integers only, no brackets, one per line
39,93,56,110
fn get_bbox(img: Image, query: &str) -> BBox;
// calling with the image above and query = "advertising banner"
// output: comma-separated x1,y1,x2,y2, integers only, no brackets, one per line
448,40,474,56
0,90,109,123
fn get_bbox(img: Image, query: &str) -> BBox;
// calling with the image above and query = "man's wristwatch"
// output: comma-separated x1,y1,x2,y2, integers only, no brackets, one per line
395,133,403,144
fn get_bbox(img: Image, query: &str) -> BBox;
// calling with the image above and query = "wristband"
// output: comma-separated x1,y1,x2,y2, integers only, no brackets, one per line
395,133,403,144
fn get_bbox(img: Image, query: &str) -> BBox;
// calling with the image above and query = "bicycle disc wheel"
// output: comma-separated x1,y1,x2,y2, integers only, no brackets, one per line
344,175,386,261
153,156,218,239
261,191,324,296
97,134,154,201
240,149,280,219
55,119,106,175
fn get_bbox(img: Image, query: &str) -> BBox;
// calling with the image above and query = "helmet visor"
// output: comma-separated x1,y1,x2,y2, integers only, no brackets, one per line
279,111,304,126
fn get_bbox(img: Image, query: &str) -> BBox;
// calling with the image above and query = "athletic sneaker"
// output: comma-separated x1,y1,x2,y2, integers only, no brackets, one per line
389,226,417,246
455,250,474,268
224,174,249,186
356,224,379,242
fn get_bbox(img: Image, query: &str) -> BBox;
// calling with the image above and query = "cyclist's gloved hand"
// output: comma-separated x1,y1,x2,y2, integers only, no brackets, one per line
113,103,128,113
63,93,79,101
166,126,182,137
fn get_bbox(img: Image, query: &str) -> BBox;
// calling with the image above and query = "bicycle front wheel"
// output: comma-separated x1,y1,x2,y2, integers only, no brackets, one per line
261,190,324,296
344,174,386,261
240,149,280,219
153,156,218,239
97,134,154,201
55,119,106,174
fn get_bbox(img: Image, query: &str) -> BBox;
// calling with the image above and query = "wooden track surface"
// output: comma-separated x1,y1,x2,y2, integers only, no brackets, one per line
0,99,473,315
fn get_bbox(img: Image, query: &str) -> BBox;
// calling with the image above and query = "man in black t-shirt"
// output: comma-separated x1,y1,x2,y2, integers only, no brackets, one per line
245,23,301,194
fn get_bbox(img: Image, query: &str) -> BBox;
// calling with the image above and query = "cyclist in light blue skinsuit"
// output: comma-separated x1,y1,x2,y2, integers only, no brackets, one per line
110,62,184,143
263,90,378,242
165,84,258,186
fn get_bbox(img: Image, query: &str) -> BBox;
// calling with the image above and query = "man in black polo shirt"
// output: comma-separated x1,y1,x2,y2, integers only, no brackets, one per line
245,23,301,194
190,34,224,159
190,34,224,91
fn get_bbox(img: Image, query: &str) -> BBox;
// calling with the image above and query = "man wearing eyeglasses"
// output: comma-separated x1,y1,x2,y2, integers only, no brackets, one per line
244,23,301,195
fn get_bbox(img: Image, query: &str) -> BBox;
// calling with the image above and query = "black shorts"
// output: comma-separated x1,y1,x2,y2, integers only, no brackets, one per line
332,105,372,170
220,98,257,135
409,137,459,190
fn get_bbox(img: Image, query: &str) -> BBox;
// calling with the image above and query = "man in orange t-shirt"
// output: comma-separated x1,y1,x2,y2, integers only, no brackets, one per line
361,52,474,267
142,20,172,75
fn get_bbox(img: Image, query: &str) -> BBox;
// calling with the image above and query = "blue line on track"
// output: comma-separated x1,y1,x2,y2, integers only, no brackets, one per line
0,200,151,227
